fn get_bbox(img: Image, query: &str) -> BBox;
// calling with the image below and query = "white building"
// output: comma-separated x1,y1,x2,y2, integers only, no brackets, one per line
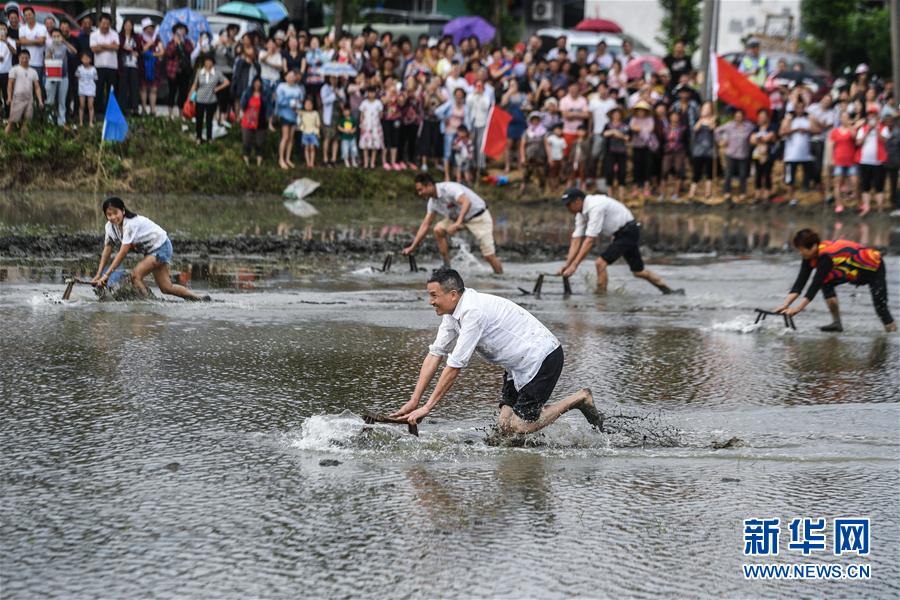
584,0,802,55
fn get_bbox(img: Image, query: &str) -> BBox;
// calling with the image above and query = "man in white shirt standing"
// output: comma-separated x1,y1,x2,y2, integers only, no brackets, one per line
403,173,503,274
464,80,493,175
18,7,46,88
588,82,617,187
558,188,682,295
89,14,119,114
391,268,601,434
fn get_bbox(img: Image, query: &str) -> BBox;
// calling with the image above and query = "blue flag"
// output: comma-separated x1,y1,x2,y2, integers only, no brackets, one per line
102,90,128,143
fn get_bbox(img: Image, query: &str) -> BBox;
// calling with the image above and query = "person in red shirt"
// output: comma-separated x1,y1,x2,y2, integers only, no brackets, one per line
828,110,860,214
239,77,266,166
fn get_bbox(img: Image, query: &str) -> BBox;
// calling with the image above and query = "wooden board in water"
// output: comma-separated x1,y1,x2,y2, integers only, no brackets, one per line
361,411,419,436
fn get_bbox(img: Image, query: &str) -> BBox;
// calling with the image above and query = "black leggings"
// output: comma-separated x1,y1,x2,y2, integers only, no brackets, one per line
399,122,418,163
864,264,894,325
692,155,713,182
604,152,627,185
754,159,773,190
195,101,216,141
168,73,191,109
632,147,652,186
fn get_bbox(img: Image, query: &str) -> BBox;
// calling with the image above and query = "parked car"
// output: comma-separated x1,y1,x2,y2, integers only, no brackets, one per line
311,8,450,41
206,14,267,41
1,3,79,32
536,27,652,60
74,6,163,34
720,51,832,82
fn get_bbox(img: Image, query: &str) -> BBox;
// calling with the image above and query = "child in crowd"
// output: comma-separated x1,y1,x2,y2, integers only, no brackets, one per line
358,86,384,169
545,122,568,192
75,52,97,127
661,110,688,200
298,97,321,168
567,125,590,188
337,104,359,167
452,125,474,183
520,111,547,191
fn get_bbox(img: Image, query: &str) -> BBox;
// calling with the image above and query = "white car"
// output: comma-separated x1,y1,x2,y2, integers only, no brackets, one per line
75,7,163,34
536,27,651,60
206,14,267,42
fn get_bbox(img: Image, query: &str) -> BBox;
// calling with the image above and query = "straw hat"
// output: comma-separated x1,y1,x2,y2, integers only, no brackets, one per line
632,100,652,113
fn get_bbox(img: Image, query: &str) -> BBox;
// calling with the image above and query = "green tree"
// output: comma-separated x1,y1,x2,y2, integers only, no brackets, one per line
800,0,891,75
656,0,701,54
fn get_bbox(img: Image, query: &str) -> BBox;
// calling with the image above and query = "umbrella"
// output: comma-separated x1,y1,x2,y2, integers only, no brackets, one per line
257,0,289,24
624,55,666,80
574,18,623,33
217,1,268,22
321,62,358,78
442,16,495,45
764,71,826,95
160,8,210,45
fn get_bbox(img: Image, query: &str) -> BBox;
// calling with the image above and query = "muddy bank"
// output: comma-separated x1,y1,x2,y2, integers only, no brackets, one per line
4,225,897,261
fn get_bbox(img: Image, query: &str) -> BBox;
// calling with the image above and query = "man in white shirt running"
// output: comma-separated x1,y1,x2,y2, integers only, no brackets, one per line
558,188,682,295
403,173,503,274
391,268,601,434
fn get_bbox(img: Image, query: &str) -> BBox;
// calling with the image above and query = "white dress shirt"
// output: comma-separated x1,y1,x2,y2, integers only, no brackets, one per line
572,194,634,238
428,289,560,389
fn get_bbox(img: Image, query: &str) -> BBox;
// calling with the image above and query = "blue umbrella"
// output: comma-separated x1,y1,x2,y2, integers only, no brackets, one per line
321,62,358,78
160,8,211,45
257,0,289,24
442,16,495,46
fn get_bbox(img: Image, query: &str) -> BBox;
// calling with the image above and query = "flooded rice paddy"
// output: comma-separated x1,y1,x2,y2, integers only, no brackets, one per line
1,195,898,597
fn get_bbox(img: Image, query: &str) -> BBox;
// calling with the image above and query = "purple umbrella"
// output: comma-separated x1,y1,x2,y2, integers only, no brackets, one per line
443,16,496,45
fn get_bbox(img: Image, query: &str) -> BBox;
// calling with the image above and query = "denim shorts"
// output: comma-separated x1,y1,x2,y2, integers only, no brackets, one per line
302,133,320,146
151,238,173,264
833,165,858,178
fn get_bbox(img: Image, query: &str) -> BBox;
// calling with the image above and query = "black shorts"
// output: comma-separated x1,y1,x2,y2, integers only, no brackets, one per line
859,164,886,193
499,345,563,422
600,221,645,272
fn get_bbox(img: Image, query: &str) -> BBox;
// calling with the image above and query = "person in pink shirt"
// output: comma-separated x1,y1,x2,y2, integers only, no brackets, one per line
828,110,860,214
559,82,589,156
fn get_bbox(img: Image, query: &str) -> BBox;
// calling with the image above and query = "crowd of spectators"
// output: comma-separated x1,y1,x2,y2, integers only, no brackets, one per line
2,2,898,211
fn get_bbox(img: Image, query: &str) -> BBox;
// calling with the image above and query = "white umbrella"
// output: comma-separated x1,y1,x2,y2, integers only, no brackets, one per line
321,62,358,78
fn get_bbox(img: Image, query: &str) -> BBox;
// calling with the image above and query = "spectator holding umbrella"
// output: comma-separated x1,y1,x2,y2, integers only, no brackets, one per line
165,23,193,121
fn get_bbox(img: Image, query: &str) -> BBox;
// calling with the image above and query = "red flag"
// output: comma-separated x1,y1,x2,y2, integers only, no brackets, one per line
481,105,512,160
714,55,771,119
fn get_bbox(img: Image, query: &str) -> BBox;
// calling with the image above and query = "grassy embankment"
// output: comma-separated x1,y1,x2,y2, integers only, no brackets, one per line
0,117,519,201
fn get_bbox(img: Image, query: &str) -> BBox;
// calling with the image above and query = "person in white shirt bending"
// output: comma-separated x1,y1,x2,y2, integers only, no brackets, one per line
391,268,601,434
558,188,683,295
92,196,209,301
403,173,503,274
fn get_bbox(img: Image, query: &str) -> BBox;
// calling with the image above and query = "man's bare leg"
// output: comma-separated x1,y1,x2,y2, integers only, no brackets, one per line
498,388,600,435
633,269,683,294
821,296,843,332
484,253,503,274
433,225,451,266
595,257,609,294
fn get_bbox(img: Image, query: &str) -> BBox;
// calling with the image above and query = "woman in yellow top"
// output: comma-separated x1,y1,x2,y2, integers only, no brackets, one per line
298,97,321,168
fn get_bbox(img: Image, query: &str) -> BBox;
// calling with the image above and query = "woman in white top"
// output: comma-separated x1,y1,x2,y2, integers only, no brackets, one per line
92,197,207,301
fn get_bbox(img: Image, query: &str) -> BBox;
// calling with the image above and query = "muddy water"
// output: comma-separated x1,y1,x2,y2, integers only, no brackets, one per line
1,251,898,597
